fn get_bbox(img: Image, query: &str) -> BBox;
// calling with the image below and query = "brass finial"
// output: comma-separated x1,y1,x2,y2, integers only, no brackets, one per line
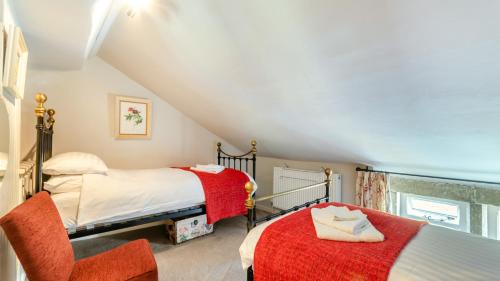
217,142,221,152
251,140,257,154
244,182,255,209
324,167,333,180
35,93,47,117
47,109,56,127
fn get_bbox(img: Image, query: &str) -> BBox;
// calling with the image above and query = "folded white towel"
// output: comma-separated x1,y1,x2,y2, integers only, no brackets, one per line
331,206,359,221
331,211,370,235
191,164,225,174
311,208,384,242
196,164,222,169
190,168,222,174
312,206,358,224
312,206,368,234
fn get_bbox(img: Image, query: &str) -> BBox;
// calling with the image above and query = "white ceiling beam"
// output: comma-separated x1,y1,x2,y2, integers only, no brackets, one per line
86,0,125,59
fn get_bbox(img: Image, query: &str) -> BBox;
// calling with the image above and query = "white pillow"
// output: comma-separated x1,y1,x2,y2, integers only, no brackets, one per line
43,152,108,175
44,175,83,193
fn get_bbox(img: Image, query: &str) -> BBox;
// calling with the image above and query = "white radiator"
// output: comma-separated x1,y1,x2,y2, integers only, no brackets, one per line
272,167,342,210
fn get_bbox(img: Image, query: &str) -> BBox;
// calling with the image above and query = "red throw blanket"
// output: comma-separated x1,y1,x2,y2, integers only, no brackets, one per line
254,202,426,281
181,168,250,224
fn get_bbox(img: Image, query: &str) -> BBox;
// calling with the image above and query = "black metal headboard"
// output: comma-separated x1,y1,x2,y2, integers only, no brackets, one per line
217,140,257,180
34,93,55,194
32,93,256,194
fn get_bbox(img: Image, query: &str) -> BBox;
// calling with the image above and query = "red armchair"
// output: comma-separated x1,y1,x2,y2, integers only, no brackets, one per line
0,192,158,281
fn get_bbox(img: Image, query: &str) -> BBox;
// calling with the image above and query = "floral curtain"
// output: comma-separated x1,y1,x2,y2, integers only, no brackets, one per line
355,171,388,212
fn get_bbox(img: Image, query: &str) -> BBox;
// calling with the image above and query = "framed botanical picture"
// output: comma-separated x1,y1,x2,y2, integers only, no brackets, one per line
114,96,152,139
3,26,28,99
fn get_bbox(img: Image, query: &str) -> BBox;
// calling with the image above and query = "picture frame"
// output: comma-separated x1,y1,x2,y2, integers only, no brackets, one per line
3,26,28,99
114,96,152,139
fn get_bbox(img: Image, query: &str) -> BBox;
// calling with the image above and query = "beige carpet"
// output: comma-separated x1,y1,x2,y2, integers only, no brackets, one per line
72,216,249,281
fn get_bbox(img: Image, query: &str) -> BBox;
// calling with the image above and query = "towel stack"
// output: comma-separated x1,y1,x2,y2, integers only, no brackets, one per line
191,164,225,174
311,206,384,242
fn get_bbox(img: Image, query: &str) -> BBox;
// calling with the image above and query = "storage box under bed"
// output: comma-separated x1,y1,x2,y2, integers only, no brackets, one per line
165,214,214,244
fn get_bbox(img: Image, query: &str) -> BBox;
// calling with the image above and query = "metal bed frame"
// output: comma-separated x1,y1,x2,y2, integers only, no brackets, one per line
243,168,333,280
30,93,258,239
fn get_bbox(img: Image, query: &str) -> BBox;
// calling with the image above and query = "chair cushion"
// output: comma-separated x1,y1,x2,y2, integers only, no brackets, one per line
70,239,158,281
0,192,75,281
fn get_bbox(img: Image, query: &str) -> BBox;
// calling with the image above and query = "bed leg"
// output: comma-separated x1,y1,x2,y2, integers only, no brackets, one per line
247,207,254,232
245,182,255,232
247,266,254,281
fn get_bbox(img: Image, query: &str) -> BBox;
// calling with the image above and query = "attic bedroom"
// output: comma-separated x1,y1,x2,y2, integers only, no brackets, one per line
0,0,499,280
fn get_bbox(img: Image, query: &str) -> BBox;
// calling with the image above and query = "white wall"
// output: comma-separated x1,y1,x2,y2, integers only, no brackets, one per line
0,101,8,152
255,156,358,208
21,57,241,168
0,1,23,280
1,0,16,26
0,92,20,281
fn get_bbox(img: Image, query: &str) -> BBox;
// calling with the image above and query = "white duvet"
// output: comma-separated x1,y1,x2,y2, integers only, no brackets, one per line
53,167,257,228
77,168,206,226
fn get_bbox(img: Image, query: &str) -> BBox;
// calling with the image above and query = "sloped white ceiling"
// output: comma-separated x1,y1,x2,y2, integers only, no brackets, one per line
11,0,112,69
98,0,500,177
13,1,500,179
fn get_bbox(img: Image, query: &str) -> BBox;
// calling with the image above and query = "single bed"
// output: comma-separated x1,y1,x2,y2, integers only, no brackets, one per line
51,167,257,229
240,171,500,281
29,93,258,239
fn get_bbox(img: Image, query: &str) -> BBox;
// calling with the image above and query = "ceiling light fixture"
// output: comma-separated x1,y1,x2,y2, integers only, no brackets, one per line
126,0,151,18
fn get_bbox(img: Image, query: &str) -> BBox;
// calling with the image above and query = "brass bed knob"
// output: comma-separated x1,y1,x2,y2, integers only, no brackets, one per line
35,93,47,117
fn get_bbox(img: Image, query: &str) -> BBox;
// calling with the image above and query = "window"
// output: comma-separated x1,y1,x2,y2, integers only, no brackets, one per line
389,175,500,239
398,193,470,232
484,205,500,240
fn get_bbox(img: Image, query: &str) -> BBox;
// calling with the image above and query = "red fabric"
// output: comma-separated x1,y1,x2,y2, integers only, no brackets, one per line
0,192,158,281
0,192,75,281
254,202,427,281
181,167,250,224
70,239,158,281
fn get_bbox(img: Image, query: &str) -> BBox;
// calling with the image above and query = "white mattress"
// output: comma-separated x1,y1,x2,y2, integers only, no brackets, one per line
240,212,500,280
52,192,80,228
52,168,256,229
51,190,203,229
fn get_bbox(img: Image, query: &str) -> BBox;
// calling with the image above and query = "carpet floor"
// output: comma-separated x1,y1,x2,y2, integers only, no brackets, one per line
72,215,249,281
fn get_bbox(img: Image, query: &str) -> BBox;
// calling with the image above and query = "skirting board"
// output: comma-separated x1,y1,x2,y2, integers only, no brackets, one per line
255,203,277,214
255,199,334,215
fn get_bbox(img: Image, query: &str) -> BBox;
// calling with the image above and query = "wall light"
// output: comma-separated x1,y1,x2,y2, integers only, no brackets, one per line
126,0,151,18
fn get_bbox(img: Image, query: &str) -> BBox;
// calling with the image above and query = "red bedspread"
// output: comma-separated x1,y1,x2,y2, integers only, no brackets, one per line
181,168,250,224
254,202,426,281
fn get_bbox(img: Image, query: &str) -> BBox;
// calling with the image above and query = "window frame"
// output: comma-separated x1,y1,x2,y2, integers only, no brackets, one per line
399,193,470,232
485,205,500,240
